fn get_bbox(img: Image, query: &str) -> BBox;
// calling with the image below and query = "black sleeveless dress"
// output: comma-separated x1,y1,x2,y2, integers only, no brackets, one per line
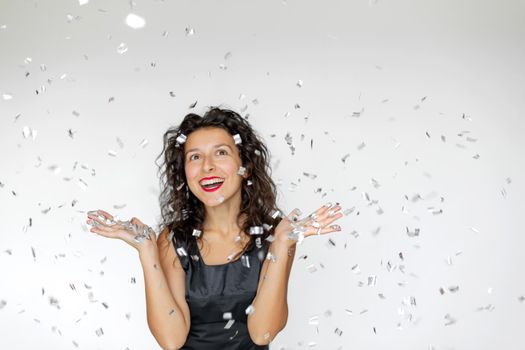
172,234,270,350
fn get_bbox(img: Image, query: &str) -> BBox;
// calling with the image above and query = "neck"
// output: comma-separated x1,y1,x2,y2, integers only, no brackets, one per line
202,192,246,239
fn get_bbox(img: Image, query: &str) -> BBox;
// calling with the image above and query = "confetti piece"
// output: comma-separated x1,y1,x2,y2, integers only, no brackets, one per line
22,126,37,140
308,315,319,325
176,247,187,257
176,134,187,145
444,313,456,326
192,229,201,237
250,226,264,235
296,80,303,87
237,166,246,176
116,42,128,54
224,319,235,329
78,0,89,5
233,133,242,144
185,27,195,36
2,93,13,100
125,13,145,29
307,264,317,273
241,255,250,268
245,304,255,315
223,312,232,320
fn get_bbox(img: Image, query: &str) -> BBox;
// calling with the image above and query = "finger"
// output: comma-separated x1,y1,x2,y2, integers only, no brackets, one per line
96,209,114,221
304,224,342,237
302,205,342,228
86,215,121,231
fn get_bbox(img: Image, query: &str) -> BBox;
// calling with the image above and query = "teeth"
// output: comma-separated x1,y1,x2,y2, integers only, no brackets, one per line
201,178,224,186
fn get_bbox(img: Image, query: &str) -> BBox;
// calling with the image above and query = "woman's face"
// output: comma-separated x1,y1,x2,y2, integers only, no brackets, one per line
184,127,247,207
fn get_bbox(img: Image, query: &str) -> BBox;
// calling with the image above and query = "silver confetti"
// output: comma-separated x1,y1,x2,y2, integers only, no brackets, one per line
233,133,242,144
245,304,255,315
116,42,128,54
224,319,235,329
125,13,145,29
176,133,187,145
176,247,187,257
241,255,251,268
249,226,263,235
237,166,246,176
192,229,202,237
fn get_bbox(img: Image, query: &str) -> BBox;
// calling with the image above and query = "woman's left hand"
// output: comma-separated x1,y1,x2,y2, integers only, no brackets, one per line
273,202,343,247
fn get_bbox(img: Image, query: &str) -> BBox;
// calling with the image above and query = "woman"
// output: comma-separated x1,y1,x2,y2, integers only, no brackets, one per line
85,107,343,349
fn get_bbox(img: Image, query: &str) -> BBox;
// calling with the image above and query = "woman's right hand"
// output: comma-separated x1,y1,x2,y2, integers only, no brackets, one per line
86,209,158,255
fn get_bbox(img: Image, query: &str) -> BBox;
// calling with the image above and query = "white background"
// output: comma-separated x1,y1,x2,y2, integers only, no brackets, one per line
1,0,524,349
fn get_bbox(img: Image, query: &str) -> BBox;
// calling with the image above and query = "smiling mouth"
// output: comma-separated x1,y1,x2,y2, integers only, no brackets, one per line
200,179,225,192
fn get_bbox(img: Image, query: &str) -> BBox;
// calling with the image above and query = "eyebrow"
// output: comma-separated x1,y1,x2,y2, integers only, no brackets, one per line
184,144,233,155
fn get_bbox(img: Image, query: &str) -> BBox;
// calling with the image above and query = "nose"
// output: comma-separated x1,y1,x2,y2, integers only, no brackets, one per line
202,156,214,173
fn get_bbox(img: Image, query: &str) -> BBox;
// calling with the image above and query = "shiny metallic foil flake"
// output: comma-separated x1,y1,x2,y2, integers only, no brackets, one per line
192,229,202,237
237,166,246,176
176,134,187,144
245,304,255,315
308,315,319,325
249,226,263,235
233,134,242,144
125,13,145,29
95,327,104,336
185,27,195,36
176,247,188,257
224,319,235,329
241,255,251,268
116,42,128,54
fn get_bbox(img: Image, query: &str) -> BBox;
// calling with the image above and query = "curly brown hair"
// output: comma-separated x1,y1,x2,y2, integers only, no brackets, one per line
155,106,284,265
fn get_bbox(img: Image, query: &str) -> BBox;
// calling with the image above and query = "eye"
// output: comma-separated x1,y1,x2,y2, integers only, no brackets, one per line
189,154,199,161
217,149,228,156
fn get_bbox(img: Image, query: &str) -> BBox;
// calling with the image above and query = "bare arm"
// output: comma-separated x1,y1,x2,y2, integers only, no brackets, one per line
141,228,191,350
247,204,343,345
86,211,190,349
247,240,296,345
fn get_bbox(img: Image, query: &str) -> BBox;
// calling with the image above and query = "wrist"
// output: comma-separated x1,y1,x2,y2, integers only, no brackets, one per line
138,243,158,260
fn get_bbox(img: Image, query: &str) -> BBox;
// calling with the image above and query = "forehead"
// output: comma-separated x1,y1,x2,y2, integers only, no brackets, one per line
184,127,234,149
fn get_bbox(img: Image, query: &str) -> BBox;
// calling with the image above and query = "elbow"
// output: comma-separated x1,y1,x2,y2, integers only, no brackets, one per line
152,329,187,350
158,339,185,350
249,323,287,346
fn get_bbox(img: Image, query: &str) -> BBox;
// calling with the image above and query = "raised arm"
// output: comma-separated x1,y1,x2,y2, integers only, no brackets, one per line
247,203,343,345
86,210,190,350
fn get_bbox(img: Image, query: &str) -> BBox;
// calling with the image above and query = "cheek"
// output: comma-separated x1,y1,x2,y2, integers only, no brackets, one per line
184,166,197,182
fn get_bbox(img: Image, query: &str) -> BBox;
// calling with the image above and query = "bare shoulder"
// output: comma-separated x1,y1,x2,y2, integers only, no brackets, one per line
157,227,191,332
